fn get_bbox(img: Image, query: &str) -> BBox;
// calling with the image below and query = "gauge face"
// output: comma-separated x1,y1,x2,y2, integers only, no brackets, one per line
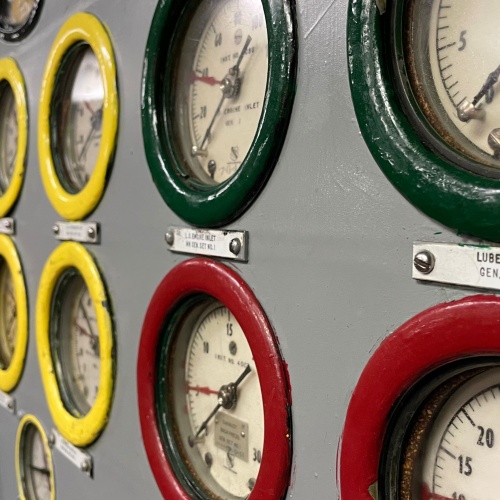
161,299,264,499
52,270,100,416
20,422,53,500
52,45,104,193
0,259,16,369
401,0,500,174
0,83,17,194
0,0,41,41
173,0,268,184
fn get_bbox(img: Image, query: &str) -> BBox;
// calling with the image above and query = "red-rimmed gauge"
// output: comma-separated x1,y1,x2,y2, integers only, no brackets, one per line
339,295,500,500
137,258,292,499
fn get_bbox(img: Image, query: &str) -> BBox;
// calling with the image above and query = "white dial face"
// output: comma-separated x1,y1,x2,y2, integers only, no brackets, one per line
421,369,500,500
23,424,52,500
61,46,104,191
0,84,17,193
170,303,264,499
3,0,37,26
174,0,268,184
0,262,16,369
57,274,100,415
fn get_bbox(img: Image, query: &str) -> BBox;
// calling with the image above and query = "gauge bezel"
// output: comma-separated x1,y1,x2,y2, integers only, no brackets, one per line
0,58,27,217
15,414,55,500
0,235,27,392
339,295,500,500
0,0,43,42
38,12,118,221
137,257,292,499
348,0,500,242
36,242,114,447
142,0,297,227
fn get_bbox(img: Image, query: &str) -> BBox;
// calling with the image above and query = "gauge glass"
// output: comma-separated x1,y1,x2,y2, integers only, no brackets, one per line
0,82,17,194
172,0,268,185
0,0,37,28
0,259,16,369
403,1,500,172
164,300,264,498
52,270,100,416
53,45,104,192
21,422,53,500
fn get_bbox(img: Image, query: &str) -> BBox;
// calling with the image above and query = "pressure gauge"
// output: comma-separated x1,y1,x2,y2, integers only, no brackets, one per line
0,0,42,42
36,242,114,447
138,258,292,499
142,0,297,226
0,234,27,393
15,415,55,500
0,83,17,192
39,12,118,221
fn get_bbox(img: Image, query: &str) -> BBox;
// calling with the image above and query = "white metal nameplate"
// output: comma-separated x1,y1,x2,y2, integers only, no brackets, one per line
53,221,100,244
0,390,15,414
165,227,249,262
413,242,500,291
50,430,93,477
0,218,15,235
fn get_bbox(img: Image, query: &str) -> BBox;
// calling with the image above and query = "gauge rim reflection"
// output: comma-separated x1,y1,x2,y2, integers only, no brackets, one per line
15,414,55,500
0,0,43,42
137,257,292,499
36,242,114,447
142,0,297,227
38,12,118,221
348,0,500,243
0,234,27,393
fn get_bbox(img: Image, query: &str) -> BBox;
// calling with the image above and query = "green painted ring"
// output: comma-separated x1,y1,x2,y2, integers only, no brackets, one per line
142,0,297,228
348,0,500,242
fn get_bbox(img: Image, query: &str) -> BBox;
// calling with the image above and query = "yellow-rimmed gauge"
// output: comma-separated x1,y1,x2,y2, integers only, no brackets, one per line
38,12,118,221
0,58,27,217
0,234,27,393
36,242,114,447
15,414,55,500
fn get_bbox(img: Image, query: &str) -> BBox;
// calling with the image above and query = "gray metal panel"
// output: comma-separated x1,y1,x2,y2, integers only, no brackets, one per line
0,0,476,498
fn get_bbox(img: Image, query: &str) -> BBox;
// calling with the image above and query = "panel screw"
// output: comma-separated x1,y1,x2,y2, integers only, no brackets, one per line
52,224,59,234
6,400,13,410
3,219,12,230
48,433,55,447
165,231,174,246
414,250,435,274
229,238,241,256
87,227,96,239
80,459,91,472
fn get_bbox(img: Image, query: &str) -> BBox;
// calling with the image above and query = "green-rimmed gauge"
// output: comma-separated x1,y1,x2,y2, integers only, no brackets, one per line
348,0,500,242
36,242,114,447
0,0,43,42
15,414,55,500
142,0,297,227
39,12,118,221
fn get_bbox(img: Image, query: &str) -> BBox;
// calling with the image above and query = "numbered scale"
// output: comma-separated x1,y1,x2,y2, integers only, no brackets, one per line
36,242,114,447
348,0,500,241
142,0,296,226
138,258,292,499
38,12,118,220
339,296,500,500
15,415,55,500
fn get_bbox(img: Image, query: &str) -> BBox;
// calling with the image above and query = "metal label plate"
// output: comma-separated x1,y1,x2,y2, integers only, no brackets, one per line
0,218,15,235
166,227,248,262
214,412,249,462
0,390,15,414
53,221,100,244
51,430,93,477
413,242,500,291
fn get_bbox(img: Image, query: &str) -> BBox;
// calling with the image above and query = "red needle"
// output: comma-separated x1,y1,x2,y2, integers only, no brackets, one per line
74,322,93,338
186,384,218,396
421,483,456,500
190,72,220,86
84,101,95,115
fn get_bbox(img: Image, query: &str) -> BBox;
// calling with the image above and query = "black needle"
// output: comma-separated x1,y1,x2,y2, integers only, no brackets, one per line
190,364,252,444
78,296,99,357
29,464,50,475
472,63,500,106
78,105,103,163
198,35,252,152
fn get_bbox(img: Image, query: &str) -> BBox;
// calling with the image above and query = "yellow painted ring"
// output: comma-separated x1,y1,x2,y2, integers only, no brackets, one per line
38,13,118,220
36,242,114,446
15,414,55,500
0,235,28,392
0,58,27,217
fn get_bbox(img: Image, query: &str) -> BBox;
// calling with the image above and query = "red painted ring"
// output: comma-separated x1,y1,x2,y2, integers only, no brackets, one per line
137,258,292,499
339,295,500,499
